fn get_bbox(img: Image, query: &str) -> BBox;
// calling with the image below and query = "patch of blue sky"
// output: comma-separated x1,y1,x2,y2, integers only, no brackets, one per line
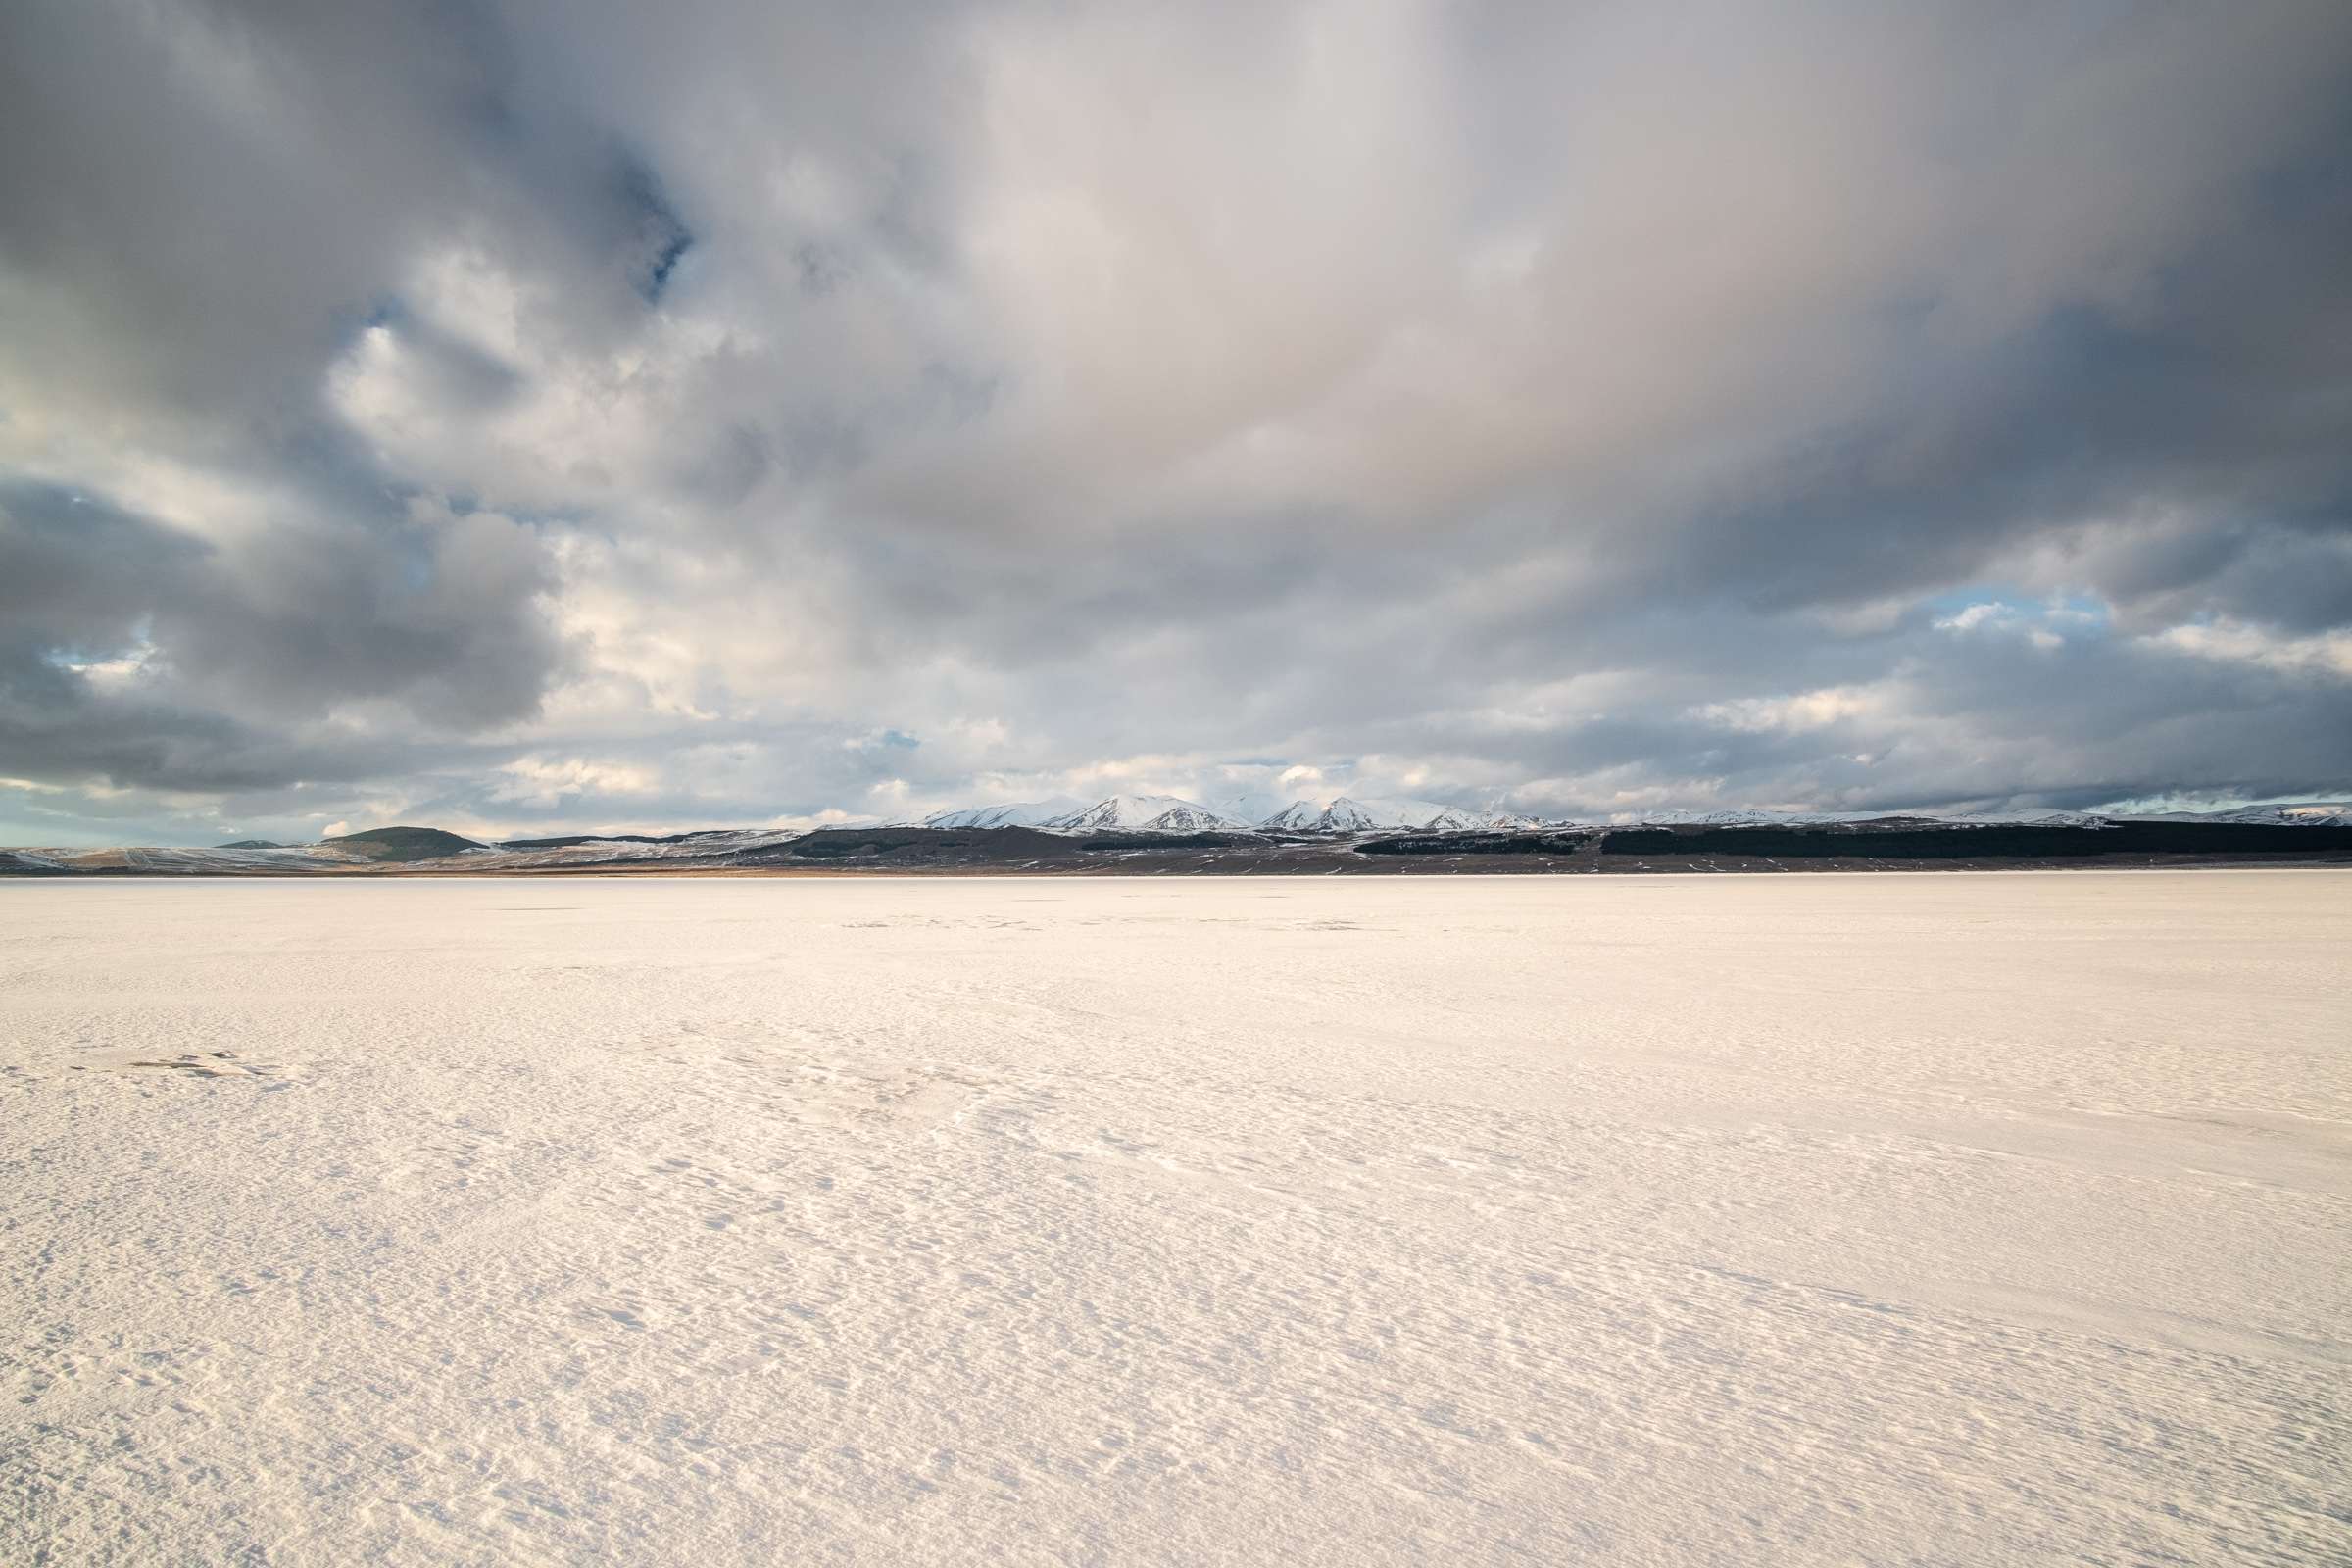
1920,583,2112,628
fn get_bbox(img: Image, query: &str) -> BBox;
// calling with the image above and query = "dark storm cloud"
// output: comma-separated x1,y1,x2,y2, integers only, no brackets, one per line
1664,141,2352,624
0,480,562,797
0,486,204,654
2,0,2349,843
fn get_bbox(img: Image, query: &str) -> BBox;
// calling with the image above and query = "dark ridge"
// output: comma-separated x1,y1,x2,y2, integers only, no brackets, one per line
215,839,285,850
1073,831,1262,852
324,826,486,862
0,852,73,876
735,826,1077,864
1599,824,2352,859
1358,831,1594,857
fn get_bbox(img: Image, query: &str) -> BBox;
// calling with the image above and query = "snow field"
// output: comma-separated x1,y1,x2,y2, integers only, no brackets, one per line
2,873,2346,1564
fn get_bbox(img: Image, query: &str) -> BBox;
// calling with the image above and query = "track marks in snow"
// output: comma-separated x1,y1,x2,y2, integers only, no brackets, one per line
120,1051,285,1080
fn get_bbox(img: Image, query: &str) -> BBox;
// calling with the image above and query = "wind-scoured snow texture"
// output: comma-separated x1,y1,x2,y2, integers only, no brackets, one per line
2,874,2348,1566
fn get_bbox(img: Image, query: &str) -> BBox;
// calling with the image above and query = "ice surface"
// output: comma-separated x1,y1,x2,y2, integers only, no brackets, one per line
2,872,2347,1565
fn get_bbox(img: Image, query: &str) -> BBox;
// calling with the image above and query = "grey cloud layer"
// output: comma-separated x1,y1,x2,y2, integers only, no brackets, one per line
2,0,2349,843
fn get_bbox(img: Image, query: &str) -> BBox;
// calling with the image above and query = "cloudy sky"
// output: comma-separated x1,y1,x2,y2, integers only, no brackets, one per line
4,0,2350,844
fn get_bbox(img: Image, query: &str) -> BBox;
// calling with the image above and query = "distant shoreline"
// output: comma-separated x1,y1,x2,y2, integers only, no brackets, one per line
12,819,2352,879
21,812,2352,882
4,859,2352,883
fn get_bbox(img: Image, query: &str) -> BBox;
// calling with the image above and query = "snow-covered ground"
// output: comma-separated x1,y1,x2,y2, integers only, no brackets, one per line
3,873,2346,1565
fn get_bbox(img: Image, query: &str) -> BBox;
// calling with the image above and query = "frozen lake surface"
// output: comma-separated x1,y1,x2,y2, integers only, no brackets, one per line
3,873,2347,1564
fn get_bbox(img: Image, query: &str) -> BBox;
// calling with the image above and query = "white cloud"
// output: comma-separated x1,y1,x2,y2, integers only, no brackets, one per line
2146,620,2352,681
489,757,662,808
1935,603,2007,632
1694,686,1887,734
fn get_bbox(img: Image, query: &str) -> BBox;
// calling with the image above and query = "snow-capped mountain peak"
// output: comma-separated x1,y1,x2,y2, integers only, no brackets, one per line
1256,796,1521,833
1041,795,1248,832
918,798,1087,829
2121,801,2352,827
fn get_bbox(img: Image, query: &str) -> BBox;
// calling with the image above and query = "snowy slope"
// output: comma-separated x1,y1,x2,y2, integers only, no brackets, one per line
919,799,1088,829
1256,801,1332,831
1,844,368,874
1258,797,1519,833
0,834,821,875
1042,795,1250,832
2124,802,2352,827
465,829,808,869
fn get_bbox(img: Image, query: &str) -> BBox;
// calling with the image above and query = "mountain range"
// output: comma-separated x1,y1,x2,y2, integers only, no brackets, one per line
6,799,2351,880
917,793,1543,834
906,793,2352,834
